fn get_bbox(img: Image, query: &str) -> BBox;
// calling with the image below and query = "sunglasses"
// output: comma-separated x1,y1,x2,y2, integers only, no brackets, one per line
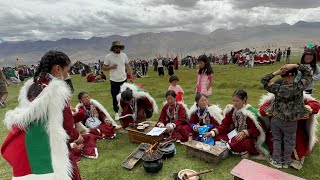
114,46,122,50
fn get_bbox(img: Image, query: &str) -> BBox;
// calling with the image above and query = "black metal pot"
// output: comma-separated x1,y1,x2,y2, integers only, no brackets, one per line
142,151,163,173
143,159,163,173
158,142,175,159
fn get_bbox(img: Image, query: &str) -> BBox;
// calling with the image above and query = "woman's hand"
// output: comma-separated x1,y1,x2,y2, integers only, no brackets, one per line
203,132,212,137
235,131,246,141
166,126,173,133
194,125,201,132
75,135,84,145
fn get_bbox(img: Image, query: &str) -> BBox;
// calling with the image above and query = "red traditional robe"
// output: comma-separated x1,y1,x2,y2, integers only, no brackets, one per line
156,102,190,142
173,57,179,70
116,83,158,128
188,103,223,140
1,78,81,180
74,100,116,139
70,133,98,162
214,105,266,156
119,97,154,128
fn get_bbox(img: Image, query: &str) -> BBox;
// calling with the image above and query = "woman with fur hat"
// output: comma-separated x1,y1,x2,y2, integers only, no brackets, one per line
1,51,82,179
117,83,158,128
156,90,190,142
188,93,223,141
209,90,269,158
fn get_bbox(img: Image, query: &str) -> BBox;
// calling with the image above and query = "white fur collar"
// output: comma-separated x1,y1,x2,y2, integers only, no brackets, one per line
188,102,223,124
4,79,72,179
116,83,158,113
75,99,119,128
75,99,113,122
162,101,189,117
223,104,269,157
5,79,71,130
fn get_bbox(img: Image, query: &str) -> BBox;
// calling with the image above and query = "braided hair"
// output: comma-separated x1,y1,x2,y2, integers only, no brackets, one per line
27,50,71,100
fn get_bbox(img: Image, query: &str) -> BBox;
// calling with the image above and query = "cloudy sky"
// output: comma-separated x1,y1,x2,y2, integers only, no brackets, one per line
1,0,320,41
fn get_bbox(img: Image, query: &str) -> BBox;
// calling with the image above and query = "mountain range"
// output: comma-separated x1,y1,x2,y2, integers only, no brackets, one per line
1,21,319,66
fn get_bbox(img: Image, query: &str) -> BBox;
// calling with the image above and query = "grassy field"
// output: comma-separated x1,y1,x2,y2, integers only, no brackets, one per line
0,57,319,180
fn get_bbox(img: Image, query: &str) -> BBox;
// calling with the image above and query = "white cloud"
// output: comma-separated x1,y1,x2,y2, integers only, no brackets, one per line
0,0,319,41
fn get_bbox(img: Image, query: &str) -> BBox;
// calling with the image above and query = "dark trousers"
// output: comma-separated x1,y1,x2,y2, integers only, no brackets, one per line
110,79,126,113
158,67,164,76
271,117,297,164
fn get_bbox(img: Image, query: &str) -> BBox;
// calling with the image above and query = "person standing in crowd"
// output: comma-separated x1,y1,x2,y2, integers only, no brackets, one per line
0,67,10,107
286,47,291,64
153,58,158,72
261,63,312,169
141,60,147,76
195,55,213,98
1,50,83,179
157,58,165,76
102,41,133,120
300,47,320,94
276,48,282,62
168,59,174,76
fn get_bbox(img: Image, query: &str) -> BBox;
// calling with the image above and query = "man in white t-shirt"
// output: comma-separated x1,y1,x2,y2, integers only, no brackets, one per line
102,41,133,120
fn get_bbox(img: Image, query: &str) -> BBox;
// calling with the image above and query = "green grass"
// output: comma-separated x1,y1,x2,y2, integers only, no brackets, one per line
1,57,319,180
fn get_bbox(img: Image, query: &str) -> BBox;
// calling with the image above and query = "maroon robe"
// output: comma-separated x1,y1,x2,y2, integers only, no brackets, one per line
73,105,115,139
119,97,154,128
156,103,190,142
188,105,221,140
215,107,261,155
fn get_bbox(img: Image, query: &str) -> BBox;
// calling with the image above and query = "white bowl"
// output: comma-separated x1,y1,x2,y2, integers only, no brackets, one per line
195,142,203,149
202,144,211,151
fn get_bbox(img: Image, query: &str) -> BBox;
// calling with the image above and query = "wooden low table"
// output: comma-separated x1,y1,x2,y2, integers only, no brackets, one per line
125,121,165,144
183,140,229,164
230,159,306,180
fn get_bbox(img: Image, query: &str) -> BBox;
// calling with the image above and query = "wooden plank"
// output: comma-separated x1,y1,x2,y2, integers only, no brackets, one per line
121,143,151,170
230,159,306,180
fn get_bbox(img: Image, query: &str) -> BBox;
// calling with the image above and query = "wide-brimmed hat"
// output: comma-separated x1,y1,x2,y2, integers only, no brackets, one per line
110,41,125,51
